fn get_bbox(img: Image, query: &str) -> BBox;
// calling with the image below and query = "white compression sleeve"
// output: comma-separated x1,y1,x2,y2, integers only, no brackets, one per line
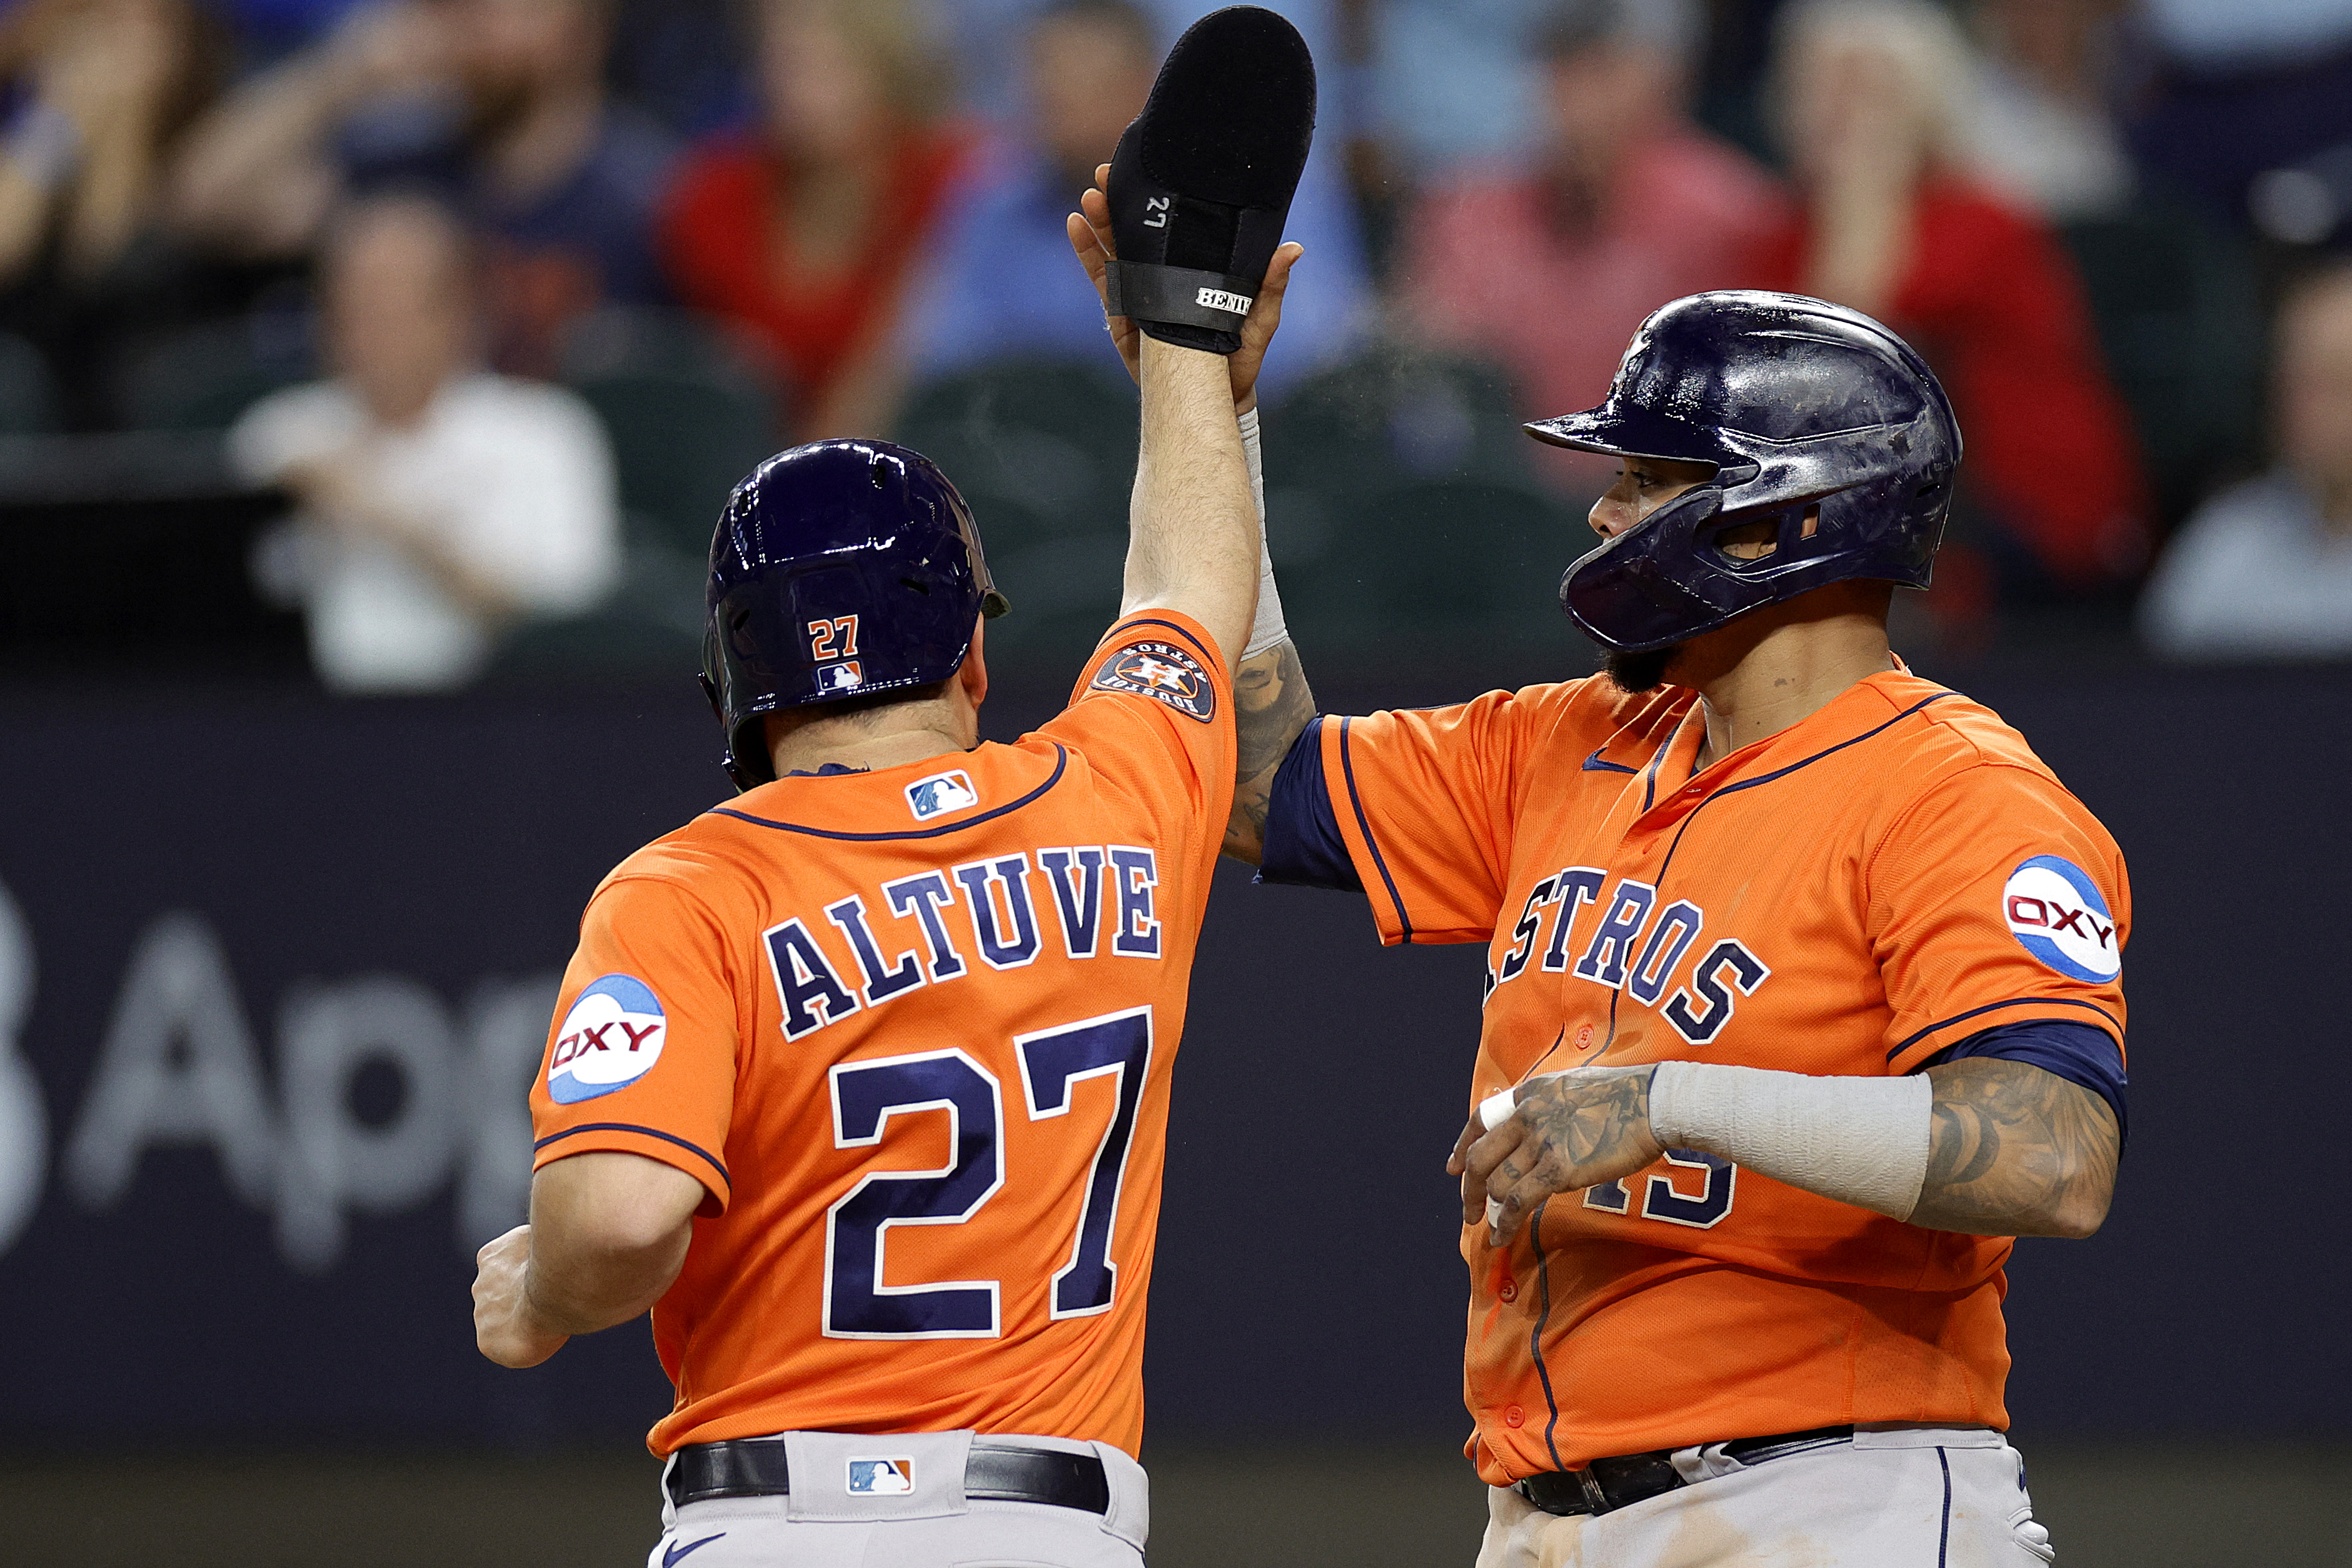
1237,406,1288,658
1648,1062,1934,1221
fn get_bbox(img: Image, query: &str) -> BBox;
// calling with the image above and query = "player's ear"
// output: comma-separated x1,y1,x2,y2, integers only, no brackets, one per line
960,615,988,710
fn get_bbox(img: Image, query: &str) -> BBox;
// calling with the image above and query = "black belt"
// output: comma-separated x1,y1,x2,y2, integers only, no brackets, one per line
1517,1425,1854,1518
667,1439,1111,1515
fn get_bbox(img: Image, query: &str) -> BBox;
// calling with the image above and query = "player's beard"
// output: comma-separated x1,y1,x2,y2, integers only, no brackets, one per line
1604,643,1682,693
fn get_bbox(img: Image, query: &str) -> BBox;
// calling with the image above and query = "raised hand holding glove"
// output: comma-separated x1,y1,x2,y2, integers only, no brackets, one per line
1102,5,1315,356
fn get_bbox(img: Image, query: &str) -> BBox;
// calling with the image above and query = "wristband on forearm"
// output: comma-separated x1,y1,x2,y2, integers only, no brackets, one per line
1237,405,1288,659
1647,1061,1932,1221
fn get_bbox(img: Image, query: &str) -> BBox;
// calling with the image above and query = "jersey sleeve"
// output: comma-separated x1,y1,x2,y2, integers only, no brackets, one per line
530,873,741,1214
1869,763,2131,1075
1038,609,1237,858
1315,686,1550,946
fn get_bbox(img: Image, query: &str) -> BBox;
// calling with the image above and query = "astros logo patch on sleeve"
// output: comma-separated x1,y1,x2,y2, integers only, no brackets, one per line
2003,855,2121,982
547,973,668,1103
1089,639,1215,722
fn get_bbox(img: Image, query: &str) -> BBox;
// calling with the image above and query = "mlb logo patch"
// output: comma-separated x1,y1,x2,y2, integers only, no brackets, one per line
905,769,979,820
1088,638,1215,722
816,660,863,693
847,1457,915,1495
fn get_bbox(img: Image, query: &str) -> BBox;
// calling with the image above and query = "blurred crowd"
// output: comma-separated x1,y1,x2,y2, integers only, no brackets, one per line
4,0,2352,690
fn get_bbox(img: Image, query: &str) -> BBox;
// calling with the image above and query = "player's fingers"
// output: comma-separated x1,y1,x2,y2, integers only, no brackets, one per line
1079,185,1117,261
1096,160,1110,194
1067,211,1109,292
1445,1112,1483,1175
1240,242,1302,349
1460,1119,1528,1196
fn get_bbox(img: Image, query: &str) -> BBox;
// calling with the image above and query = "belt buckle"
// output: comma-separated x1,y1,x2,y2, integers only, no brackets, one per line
1576,1469,1612,1514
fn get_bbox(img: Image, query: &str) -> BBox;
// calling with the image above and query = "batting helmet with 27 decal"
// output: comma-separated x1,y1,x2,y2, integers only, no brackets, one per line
700,439,1009,793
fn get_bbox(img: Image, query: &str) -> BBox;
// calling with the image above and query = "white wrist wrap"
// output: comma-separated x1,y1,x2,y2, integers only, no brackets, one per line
1237,406,1288,659
1647,1062,1932,1222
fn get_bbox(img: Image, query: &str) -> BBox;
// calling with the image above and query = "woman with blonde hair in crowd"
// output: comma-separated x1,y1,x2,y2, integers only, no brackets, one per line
659,0,972,441
1746,0,2147,631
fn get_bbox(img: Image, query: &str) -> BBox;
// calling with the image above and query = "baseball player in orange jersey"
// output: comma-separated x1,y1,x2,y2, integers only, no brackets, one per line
466,10,1322,1563
1195,291,2127,1567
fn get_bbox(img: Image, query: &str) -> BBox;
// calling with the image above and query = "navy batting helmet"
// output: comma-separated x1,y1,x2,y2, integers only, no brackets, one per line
700,439,1008,792
1529,290,1962,653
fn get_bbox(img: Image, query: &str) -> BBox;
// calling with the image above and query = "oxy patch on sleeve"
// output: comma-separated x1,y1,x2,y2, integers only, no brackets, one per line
547,973,669,1103
2002,855,2121,982
1088,638,1216,722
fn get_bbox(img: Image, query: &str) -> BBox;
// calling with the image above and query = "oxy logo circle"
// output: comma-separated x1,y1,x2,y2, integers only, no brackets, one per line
2003,855,2120,983
547,974,666,1104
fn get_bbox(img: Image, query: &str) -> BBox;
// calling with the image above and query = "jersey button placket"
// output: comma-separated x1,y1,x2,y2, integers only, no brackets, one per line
1503,1404,1525,1428
1497,1279,1518,1303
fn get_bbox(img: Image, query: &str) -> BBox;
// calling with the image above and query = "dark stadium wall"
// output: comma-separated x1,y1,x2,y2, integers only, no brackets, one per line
0,663,2344,1450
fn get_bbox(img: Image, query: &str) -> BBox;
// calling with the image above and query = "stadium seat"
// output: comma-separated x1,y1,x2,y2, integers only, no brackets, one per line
0,333,57,434
113,314,317,431
892,358,1141,676
1277,476,1582,660
1261,340,1539,503
2060,199,2266,530
558,308,785,562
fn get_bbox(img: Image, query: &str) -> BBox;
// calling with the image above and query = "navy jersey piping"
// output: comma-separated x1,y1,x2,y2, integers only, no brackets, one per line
1339,717,1415,943
1887,995,2124,1061
711,745,1068,840
1527,1198,1567,1470
1104,615,1219,673
535,1122,731,1187
1581,745,1637,775
1936,1446,1952,1568
1652,692,1957,887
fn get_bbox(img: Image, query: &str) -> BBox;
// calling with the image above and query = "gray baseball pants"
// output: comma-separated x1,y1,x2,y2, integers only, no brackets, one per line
646,1430,1148,1568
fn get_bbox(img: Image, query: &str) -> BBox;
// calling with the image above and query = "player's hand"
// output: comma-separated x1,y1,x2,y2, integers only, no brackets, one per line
472,1224,570,1369
1067,163,1303,415
1449,1067,1664,1248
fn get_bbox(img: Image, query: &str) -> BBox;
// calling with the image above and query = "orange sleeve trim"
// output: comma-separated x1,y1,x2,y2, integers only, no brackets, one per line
1886,997,2126,1074
533,1122,731,1214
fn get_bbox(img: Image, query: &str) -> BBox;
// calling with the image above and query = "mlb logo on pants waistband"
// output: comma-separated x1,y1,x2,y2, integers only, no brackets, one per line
847,1457,915,1495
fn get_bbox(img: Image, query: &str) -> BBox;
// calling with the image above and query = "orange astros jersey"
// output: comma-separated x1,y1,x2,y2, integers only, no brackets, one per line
529,611,1233,1459
1315,663,2128,1482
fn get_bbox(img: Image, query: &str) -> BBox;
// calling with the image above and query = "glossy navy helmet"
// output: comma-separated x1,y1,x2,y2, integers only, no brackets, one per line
700,439,1008,792
1528,290,1963,652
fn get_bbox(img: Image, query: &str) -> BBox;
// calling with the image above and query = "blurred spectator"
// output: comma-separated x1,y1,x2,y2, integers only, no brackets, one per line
173,0,675,376
2141,263,2352,660
1969,0,2138,222
2138,0,2352,68
228,194,619,693
1750,0,2148,603
659,0,969,440
0,0,230,428
1368,0,1560,174
900,0,1369,398
1396,0,1785,489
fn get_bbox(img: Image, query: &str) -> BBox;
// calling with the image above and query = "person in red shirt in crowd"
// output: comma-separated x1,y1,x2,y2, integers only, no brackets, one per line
1399,0,1786,494
1747,0,2148,628
660,0,972,441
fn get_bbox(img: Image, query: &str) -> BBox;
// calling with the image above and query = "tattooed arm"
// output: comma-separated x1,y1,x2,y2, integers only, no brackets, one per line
1454,1058,2117,1245
1223,636,1318,863
1909,1057,2118,1239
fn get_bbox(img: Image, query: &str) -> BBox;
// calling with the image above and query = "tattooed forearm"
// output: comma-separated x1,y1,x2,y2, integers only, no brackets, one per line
1223,636,1317,864
1909,1058,2119,1239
